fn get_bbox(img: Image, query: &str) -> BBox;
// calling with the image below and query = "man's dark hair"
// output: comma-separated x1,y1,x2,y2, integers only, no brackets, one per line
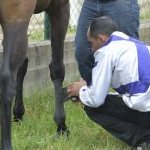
89,16,119,38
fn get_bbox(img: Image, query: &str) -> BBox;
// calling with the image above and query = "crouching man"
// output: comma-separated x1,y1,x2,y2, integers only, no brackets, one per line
67,16,150,150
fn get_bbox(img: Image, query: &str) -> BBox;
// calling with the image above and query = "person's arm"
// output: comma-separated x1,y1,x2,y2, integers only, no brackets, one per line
79,52,112,107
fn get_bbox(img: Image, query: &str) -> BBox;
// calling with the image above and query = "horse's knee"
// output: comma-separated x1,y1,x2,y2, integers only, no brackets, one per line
17,57,28,80
1,70,16,101
49,62,65,81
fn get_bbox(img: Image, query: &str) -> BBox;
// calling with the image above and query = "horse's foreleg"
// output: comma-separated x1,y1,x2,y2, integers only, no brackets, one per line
48,2,70,135
1,22,28,150
13,57,28,122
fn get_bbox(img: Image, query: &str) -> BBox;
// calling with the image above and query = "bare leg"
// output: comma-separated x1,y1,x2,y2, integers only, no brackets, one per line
13,57,28,122
48,1,70,135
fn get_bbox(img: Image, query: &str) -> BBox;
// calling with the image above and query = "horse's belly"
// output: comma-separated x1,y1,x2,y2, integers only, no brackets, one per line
34,0,69,14
34,0,52,13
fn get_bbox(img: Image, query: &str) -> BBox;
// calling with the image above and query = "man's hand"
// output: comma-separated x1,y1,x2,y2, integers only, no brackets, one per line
67,79,87,98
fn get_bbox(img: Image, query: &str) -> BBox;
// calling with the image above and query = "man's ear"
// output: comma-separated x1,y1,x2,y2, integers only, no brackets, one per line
97,34,105,42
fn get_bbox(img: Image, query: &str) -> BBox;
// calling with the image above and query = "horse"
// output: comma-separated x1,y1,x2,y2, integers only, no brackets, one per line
0,0,70,149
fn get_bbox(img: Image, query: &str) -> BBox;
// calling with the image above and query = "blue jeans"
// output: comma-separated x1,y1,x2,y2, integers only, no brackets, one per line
75,0,139,85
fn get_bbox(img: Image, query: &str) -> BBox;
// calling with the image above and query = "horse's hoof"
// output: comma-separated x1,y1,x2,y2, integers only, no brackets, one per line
13,117,23,124
49,133,60,141
57,128,70,137
50,129,70,141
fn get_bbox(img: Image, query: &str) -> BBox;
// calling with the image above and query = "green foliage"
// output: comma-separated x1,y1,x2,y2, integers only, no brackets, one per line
67,26,77,35
139,0,150,21
11,88,131,150
140,13,150,21
28,25,76,42
28,30,44,42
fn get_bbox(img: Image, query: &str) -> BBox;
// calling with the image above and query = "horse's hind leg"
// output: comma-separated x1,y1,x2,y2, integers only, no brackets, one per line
48,1,70,135
13,57,28,122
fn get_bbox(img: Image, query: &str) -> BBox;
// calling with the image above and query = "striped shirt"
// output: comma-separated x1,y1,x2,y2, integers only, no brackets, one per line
79,31,150,112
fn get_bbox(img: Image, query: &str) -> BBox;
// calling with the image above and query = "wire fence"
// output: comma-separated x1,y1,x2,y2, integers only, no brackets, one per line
0,0,150,43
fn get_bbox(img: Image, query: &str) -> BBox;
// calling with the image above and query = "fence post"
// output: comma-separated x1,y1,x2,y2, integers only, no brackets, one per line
44,12,51,40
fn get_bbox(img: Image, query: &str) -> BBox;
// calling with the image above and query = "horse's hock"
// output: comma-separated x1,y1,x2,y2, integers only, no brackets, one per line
0,22,150,96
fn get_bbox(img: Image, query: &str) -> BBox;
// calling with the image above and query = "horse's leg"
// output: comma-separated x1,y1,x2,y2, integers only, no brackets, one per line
0,1,36,149
13,57,28,122
47,1,70,135
1,22,29,150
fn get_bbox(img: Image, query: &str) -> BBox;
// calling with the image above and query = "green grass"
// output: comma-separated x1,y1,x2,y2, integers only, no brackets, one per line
11,88,131,150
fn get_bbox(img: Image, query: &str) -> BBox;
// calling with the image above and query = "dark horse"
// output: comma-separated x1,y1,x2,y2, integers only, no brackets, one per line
0,0,70,149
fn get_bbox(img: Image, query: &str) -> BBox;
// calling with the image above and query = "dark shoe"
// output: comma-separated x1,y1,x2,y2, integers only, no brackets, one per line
133,143,150,150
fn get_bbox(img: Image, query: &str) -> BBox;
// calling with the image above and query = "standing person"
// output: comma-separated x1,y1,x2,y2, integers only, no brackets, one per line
68,16,150,150
75,0,140,85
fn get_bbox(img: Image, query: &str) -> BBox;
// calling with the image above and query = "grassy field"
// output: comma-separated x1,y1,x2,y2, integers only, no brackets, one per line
11,88,131,150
